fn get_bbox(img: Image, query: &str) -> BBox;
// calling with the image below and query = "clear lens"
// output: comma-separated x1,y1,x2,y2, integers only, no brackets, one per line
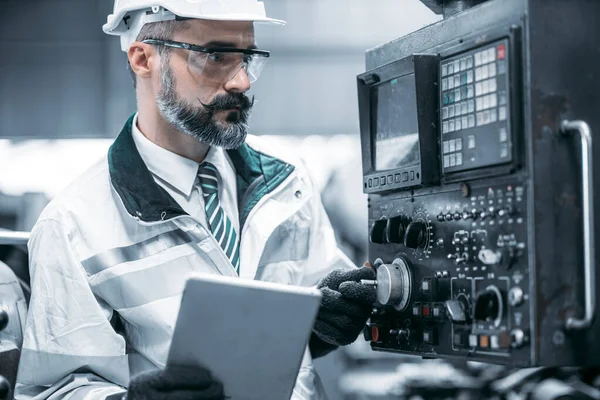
188,51,268,84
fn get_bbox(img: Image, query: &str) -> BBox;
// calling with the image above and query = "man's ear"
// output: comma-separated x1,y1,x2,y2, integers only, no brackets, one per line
128,42,155,81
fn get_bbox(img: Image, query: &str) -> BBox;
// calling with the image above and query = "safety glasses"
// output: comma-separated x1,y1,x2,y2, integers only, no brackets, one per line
142,39,269,84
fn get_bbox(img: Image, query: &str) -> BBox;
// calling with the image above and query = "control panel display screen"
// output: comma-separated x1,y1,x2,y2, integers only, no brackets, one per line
374,74,420,171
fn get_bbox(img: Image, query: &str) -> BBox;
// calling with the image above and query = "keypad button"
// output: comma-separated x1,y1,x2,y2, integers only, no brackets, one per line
467,100,475,113
498,60,506,74
374,177,379,186
449,91,456,103
395,174,401,183
466,56,473,69
482,79,490,94
453,60,460,73
467,70,473,84
468,115,475,128
442,64,448,77
450,153,456,167
467,85,474,98
455,104,461,116
475,67,482,81
456,118,462,131
443,140,450,153
490,108,497,122
456,138,463,151
449,139,456,152
443,94,449,105
491,94,498,108
483,95,490,110
476,112,484,126
443,121,448,134
461,72,468,85
454,75,461,88
444,155,450,168
442,78,448,91
499,92,507,105
483,110,490,124
448,77,455,89
476,97,483,111
448,62,455,75
500,143,509,158
443,107,449,120
461,86,468,99
482,65,489,80
475,52,482,66
461,116,468,129
490,78,497,92
460,59,467,71
455,89,461,102
468,135,476,149
489,62,497,77
499,127,508,143
456,152,463,166
481,49,489,64
488,47,496,61
475,82,482,96
449,106,455,118
499,106,507,121
449,119,455,132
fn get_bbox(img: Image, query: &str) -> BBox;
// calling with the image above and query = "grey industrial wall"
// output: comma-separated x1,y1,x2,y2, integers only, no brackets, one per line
0,0,439,139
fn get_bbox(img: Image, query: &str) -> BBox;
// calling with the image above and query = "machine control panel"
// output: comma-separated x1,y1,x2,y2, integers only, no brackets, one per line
364,182,530,364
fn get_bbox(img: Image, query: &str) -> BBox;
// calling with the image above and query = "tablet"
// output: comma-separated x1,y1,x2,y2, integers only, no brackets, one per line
167,273,323,400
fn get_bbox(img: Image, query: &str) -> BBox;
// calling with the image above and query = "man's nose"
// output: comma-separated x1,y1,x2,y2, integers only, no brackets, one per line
225,66,251,93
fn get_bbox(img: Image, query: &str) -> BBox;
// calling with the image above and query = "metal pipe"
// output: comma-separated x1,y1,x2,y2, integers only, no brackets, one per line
0,231,30,246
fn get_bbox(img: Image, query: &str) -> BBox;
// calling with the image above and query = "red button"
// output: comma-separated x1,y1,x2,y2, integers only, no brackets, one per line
498,44,506,59
422,305,430,316
372,326,379,342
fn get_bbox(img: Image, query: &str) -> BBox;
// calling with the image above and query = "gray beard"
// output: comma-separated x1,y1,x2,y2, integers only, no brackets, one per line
155,57,250,150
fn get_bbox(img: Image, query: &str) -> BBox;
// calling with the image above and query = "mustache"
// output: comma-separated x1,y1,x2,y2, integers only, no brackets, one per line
199,93,255,113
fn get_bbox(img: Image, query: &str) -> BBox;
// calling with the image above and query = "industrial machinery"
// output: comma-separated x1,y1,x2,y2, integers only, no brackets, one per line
358,0,600,367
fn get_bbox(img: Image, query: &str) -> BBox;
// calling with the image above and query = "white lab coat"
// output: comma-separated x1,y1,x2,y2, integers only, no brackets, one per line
15,116,356,400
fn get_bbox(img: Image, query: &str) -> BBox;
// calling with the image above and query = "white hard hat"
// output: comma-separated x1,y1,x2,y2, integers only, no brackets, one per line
103,0,286,52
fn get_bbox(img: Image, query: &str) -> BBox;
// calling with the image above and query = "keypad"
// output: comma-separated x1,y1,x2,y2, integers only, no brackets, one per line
441,41,510,172
441,46,506,134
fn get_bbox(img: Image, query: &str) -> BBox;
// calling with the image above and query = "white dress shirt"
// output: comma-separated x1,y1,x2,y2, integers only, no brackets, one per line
131,113,240,237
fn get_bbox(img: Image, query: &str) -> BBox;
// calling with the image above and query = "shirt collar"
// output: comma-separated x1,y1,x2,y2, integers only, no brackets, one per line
131,113,201,197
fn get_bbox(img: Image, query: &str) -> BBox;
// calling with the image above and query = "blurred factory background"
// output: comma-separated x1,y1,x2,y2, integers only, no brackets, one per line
0,1,443,398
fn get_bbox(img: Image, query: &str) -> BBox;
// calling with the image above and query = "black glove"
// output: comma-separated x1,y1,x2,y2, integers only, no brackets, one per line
312,266,377,347
126,365,226,400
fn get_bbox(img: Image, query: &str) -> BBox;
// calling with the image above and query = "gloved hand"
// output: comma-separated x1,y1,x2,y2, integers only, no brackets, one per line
313,266,377,347
126,365,225,400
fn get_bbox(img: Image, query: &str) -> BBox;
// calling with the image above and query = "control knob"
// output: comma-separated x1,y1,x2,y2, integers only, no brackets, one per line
386,215,408,244
404,221,427,249
474,286,505,327
445,293,470,324
371,258,412,311
370,219,388,244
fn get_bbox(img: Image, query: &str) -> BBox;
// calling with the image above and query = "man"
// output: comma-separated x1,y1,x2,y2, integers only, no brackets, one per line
15,0,376,399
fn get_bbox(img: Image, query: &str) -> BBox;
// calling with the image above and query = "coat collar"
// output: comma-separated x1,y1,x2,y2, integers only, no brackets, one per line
108,114,295,230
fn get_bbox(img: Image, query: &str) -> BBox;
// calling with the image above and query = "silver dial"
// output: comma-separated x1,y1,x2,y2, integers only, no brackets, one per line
376,257,412,311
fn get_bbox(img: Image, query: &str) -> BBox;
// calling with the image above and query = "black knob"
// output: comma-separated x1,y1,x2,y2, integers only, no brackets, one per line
0,375,9,400
370,219,388,244
461,211,473,220
386,215,408,244
474,287,504,324
404,221,427,249
0,310,8,332
437,214,445,222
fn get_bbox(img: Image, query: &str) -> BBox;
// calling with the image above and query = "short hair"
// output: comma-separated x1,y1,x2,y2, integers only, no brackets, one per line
127,19,189,89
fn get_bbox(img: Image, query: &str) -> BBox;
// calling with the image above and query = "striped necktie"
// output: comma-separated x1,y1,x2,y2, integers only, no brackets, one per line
197,162,241,274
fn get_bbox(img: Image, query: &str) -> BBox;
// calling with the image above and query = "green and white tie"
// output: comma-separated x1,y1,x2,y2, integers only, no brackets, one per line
197,162,240,274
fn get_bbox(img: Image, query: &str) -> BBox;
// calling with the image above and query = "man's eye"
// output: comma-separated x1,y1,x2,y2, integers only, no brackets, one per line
208,53,224,62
